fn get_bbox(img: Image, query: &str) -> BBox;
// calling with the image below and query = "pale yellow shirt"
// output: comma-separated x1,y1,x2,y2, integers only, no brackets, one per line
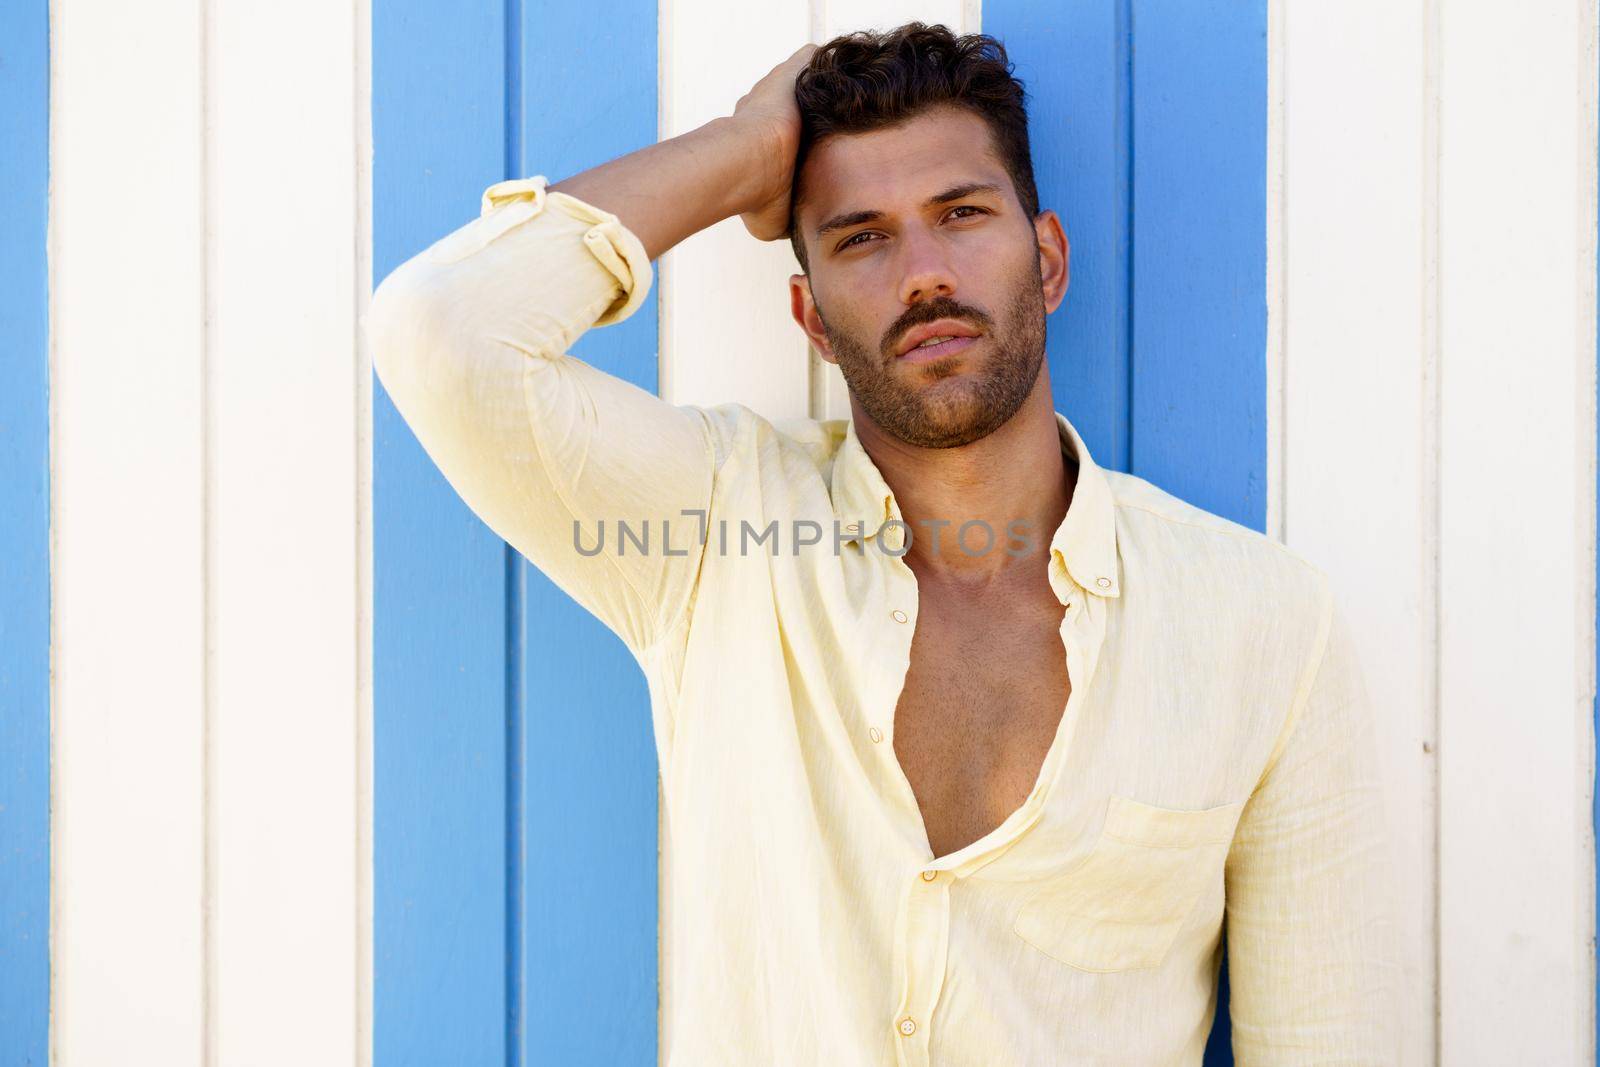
366,174,1403,1066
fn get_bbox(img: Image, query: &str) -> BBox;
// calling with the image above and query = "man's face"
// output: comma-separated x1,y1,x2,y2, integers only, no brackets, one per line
789,104,1069,449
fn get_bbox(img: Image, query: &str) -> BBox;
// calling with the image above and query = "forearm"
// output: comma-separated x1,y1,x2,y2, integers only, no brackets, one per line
549,116,774,262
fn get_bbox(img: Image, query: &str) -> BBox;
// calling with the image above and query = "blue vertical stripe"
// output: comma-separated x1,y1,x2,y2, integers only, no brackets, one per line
375,2,660,1064
982,3,1268,1060
374,2,512,1063
1127,0,1269,532
0,3,51,1064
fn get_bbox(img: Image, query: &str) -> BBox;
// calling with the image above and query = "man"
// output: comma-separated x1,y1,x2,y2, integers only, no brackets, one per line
368,22,1401,1065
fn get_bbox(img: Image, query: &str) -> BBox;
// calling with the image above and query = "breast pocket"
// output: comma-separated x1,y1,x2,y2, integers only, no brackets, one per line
1012,794,1247,973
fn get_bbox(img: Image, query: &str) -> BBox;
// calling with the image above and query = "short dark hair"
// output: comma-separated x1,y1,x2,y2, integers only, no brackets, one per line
788,21,1039,274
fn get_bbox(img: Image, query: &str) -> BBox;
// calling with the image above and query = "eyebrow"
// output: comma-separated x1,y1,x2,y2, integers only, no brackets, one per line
814,181,1004,240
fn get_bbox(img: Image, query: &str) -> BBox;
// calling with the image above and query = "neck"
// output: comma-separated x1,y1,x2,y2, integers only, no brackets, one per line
852,371,1074,585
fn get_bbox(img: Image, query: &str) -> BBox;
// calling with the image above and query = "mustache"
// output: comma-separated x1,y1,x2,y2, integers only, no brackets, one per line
882,297,993,357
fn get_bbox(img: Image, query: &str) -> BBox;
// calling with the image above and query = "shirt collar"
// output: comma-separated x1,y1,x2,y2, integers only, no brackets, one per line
829,411,1121,598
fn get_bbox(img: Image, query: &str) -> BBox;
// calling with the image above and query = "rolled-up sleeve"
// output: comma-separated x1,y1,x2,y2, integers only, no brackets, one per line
1224,580,1405,1063
365,175,717,657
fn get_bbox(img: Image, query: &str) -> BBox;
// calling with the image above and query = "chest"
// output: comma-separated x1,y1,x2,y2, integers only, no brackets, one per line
891,577,1072,859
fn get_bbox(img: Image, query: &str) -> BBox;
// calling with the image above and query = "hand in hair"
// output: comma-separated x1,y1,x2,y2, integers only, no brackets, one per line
733,44,817,242
546,43,815,259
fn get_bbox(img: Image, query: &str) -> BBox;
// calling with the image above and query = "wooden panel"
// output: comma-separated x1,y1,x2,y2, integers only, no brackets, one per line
1437,4,1596,1060
514,2,661,1064
0,3,50,1062
372,1,512,1063
1279,2,1434,1061
208,0,364,1060
50,1,207,1062
1128,0,1268,530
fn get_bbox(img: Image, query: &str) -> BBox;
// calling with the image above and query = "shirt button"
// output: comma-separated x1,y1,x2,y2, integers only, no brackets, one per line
1095,576,1113,589
898,1017,917,1037
920,869,938,882
869,726,883,743
845,521,861,532
891,609,909,624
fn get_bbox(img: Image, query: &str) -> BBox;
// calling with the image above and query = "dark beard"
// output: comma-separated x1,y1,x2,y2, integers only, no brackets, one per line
817,255,1047,449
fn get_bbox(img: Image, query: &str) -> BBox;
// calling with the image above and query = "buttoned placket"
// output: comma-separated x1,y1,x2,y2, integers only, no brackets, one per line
860,528,1113,1067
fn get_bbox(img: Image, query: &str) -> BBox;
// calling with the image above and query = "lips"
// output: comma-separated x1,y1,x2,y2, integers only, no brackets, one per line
896,318,982,358
899,335,978,363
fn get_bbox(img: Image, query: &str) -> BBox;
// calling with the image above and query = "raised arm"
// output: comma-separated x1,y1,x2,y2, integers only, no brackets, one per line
547,43,818,258
365,45,816,657
1223,582,1406,1063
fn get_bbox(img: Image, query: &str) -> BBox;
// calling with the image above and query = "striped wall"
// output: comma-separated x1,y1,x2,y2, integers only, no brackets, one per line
11,0,1599,1064
375,0,1600,1062
1,4,51,1066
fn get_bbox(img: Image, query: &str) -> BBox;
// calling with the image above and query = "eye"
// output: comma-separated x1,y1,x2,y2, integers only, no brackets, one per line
836,207,989,252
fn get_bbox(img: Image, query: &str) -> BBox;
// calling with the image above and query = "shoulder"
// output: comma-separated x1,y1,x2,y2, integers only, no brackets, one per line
687,401,842,480
1105,468,1332,620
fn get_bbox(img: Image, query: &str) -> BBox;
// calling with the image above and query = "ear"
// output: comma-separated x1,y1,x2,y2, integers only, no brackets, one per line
789,272,838,365
1033,209,1069,315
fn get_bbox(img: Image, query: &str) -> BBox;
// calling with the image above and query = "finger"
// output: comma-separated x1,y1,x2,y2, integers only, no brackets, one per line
785,43,817,69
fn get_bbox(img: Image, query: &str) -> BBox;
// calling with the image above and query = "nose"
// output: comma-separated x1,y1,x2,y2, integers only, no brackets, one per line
896,226,959,305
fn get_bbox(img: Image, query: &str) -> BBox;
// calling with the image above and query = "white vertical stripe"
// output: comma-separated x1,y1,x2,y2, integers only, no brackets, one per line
1436,3,1596,1060
1420,0,1443,1055
207,0,363,1061
53,1,368,1062
51,0,207,1060
1281,1,1600,1057
1278,2,1436,1061
658,2,813,418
